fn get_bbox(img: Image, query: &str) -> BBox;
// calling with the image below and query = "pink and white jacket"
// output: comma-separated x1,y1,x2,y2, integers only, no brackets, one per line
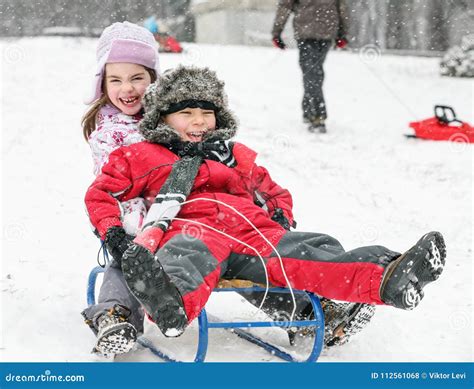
88,104,146,234
88,104,145,176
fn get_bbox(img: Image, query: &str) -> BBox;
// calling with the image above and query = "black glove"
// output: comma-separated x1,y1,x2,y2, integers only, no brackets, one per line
272,35,286,50
105,226,134,267
271,208,292,230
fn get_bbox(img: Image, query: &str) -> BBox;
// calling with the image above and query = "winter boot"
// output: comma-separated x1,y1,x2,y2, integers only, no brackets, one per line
307,117,327,133
380,231,446,310
322,300,376,347
286,300,376,347
121,244,188,337
93,304,137,356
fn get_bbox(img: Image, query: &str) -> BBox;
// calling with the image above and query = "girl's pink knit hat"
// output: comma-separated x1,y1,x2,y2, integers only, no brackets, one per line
84,21,161,104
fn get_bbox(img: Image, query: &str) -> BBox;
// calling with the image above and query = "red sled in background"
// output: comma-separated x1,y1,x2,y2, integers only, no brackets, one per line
155,33,183,54
144,17,183,54
407,105,474,143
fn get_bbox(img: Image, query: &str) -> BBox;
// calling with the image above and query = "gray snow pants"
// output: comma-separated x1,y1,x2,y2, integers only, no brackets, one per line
82,264,145,335
297,39,331,121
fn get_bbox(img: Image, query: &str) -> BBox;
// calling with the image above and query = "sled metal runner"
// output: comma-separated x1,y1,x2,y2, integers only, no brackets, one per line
87,266,325,362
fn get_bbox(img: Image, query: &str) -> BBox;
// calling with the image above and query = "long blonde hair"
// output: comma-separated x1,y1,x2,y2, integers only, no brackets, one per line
81,67,157,141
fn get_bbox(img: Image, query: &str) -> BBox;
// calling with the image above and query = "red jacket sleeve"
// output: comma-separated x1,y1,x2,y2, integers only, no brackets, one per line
249,164,295,227
85,147,139,239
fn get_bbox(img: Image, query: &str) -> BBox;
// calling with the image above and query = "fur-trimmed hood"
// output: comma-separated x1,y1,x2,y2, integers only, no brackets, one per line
139,66,238,144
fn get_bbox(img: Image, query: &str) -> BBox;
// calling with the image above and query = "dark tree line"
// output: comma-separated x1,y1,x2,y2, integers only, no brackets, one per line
0,0,472,51
348,0,473,51
0,0,194,40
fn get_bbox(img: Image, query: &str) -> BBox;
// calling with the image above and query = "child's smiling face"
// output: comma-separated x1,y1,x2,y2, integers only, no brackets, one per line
163,107,216,142
104,63,152,116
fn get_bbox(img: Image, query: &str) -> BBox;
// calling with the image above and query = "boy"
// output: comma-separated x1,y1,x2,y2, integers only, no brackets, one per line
85,66,446,340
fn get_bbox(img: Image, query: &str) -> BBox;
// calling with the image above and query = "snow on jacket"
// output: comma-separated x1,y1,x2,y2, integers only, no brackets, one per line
272,0,349,41
85,140,294,240
88,104,144,175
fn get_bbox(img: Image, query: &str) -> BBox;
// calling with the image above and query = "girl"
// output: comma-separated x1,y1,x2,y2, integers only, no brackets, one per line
84,66,446,341
81,21,160,356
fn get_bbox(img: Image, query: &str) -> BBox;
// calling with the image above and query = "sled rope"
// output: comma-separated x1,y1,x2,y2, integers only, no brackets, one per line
160,197,297,322
96,240,110,268
173,217,270,313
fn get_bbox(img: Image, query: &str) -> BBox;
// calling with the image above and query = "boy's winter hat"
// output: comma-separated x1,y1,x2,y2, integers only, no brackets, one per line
140,65,238,143
84,21,160,105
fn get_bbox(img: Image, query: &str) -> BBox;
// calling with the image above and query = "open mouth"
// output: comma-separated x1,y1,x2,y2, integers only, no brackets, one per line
187,130,207,142
119,96,139,106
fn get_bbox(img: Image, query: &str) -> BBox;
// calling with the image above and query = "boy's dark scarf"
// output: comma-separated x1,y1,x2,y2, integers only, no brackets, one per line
166,140,236,167
141,140,236,232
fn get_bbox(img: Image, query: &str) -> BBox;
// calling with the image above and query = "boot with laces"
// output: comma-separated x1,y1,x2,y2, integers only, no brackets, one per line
286,299,376,348
322,300,376,347
93,304,137,356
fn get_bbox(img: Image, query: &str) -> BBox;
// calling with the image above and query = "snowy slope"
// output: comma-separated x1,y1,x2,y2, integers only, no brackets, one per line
1,37,472,362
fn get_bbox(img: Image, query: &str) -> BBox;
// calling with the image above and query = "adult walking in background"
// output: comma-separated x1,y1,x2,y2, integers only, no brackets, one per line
271,0,349,133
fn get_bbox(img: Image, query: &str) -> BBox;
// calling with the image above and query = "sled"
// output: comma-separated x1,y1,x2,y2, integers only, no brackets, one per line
144,16,183,53
156,34,183,54
87,266,325,362
407,105,474,143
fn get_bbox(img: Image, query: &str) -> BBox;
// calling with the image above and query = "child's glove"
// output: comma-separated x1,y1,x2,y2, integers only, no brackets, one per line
105,226,134,268
271,208,292,230
272,35,286,50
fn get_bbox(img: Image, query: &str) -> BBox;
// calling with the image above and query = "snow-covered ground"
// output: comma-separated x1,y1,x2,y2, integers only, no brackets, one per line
1,38,472,362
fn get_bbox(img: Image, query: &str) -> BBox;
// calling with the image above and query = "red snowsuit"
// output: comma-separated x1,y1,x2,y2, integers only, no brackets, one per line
86,141,398,323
